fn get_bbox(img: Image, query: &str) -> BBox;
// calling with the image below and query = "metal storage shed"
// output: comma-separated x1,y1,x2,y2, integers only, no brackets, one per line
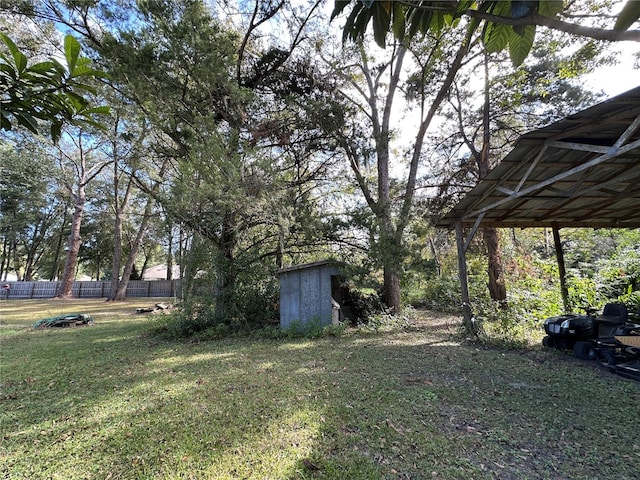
278,260,343,330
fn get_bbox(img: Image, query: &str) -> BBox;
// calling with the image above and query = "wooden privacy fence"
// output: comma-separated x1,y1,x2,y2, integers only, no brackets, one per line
1,280,180,300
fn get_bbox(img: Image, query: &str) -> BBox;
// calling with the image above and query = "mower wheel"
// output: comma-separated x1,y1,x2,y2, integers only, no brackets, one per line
573,341,595,360
595,348,618,371
542,336,554,348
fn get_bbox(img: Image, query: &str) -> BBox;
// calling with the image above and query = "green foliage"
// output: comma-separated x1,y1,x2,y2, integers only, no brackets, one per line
416,274,462,312
155,247,280,339
407,228,640,346
356,307,414,333
0,136,70,280
617,290,640,320
277,318,349,340
0,33,109,141
596,246,640,300
472,301,536,348
343,287,386,325
154,280,280,340
566,274,598,310
333,0,639,66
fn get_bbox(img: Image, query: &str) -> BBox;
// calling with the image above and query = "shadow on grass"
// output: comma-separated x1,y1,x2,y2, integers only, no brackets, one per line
2,313,639,479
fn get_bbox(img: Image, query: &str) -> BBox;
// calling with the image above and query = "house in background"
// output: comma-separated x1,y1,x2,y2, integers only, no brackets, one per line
142,265,181,281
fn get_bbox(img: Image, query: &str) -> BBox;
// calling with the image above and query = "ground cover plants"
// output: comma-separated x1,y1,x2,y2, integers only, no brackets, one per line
1,299,639,479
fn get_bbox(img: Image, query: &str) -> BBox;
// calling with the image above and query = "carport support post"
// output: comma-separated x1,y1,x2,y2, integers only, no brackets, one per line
455,221,473,332
552,225,570,313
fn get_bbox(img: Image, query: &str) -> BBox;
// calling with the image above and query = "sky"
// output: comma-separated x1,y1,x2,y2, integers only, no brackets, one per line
585,44,639,97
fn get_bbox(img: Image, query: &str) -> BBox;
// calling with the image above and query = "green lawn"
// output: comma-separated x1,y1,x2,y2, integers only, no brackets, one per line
1,299,638,479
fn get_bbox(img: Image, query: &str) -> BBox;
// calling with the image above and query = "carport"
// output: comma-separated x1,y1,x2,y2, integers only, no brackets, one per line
436,86,640,331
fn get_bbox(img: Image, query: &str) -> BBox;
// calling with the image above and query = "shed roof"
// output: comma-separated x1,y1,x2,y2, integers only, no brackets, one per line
436,86,640,229
277,260,336,275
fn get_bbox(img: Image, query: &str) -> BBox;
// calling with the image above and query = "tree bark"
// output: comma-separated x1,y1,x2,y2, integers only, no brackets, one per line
49,211,68,281
56,189,85,298
166,220,174,281
357,43,406,314
479,54,507,303
214,212,237,320
383,264,401,314
110,195,154,301
108,202,125,299
0,236,9,281
484,227,507,302
354,35,471,314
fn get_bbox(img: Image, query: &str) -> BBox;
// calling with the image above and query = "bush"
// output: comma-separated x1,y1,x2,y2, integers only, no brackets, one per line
355,307,414,333
343,288,385,325
151,279,279,340
471,299,545,348
417,274,462,312
150,300,226,340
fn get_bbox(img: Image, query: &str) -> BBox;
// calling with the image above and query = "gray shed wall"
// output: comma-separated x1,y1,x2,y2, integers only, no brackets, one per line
279,264,338,329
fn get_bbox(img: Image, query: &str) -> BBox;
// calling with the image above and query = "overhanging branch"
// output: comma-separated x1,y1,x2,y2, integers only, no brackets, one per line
466,11,640,42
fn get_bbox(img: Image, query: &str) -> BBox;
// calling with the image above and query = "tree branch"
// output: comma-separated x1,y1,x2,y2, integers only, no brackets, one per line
467,10,640,42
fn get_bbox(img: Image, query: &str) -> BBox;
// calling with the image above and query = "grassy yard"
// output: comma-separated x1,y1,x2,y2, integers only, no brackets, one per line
1,299,638,479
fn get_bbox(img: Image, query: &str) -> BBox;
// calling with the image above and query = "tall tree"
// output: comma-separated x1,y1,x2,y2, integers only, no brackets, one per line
321,22,477,313
93,0,341,319
54,129,110,298
0,136,63,281
99,102,160,301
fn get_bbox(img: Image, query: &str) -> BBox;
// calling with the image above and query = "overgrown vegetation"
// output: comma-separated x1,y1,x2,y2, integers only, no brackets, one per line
2,300,638,480
400,228,640,347
145,226,640,345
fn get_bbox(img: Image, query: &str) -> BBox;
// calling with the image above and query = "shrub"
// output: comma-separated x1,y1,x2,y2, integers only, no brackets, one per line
417,274,462,312
343,288,385,325
471,299,545,348
251,319,349,340
151,278,279,340
356,307,414,333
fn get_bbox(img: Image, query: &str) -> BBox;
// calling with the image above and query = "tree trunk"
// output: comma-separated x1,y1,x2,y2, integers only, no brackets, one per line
383,264,401,314
56,190,85,298
111,196,154,301
429,237,441,275
166,221,174,281
108,152,134,300
0,236,8,281
484,227,507,302
108,207,124,299
478,54,507,304
11,238,22,281
49,212,68,281
23,224,39,281
214,213,237,321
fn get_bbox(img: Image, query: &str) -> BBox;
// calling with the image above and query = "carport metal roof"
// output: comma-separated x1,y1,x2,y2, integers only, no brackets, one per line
437,87,640,333
437,86,640,230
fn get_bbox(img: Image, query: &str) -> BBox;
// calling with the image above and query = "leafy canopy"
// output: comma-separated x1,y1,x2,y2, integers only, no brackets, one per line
332,1,640,66
0,33,109,142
